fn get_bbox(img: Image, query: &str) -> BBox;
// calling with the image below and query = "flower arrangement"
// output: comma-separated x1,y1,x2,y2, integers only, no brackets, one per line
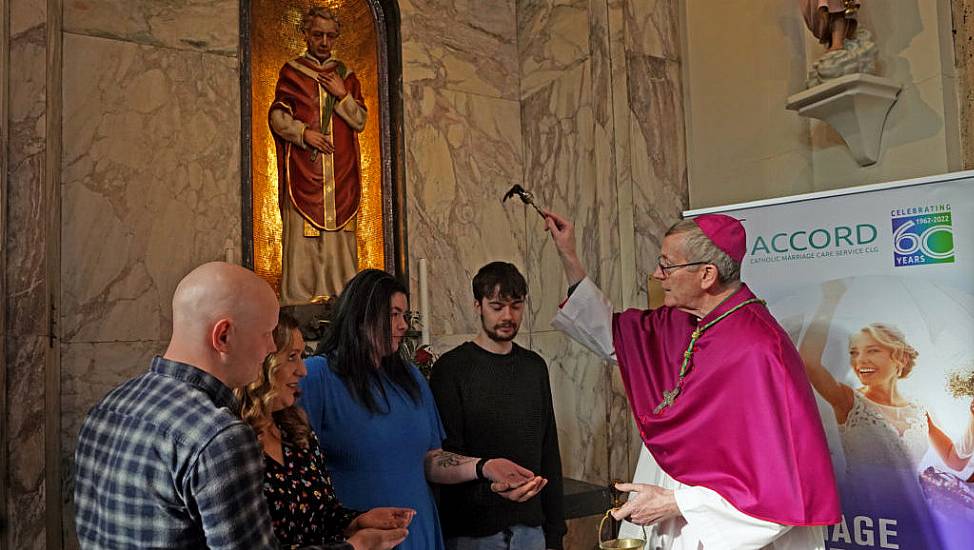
400,310,437,379
412,345,437,380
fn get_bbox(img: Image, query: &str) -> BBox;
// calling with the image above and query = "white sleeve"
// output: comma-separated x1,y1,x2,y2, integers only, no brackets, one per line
674,486,791,550
550,277,617,363
269,108,307,147
333,94,367,131
956,413,974,460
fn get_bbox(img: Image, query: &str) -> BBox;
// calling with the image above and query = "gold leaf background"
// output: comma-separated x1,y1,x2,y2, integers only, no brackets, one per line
250,0,385,295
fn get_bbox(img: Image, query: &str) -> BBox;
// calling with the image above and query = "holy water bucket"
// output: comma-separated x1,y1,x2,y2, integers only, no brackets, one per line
597,509,647,549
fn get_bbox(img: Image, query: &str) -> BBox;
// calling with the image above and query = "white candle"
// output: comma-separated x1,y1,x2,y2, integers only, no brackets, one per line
224,238,235,265
419,258,430,346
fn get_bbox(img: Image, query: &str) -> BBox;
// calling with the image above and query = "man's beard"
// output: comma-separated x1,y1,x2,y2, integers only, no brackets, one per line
482,319,519,342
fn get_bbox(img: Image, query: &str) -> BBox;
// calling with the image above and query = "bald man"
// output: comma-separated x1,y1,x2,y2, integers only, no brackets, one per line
73,263,284,549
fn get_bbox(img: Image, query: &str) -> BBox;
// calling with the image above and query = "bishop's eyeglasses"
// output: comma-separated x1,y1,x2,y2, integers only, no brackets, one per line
656,255,708,278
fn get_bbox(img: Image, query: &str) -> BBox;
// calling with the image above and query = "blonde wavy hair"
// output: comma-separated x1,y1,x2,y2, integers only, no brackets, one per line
852,323,919,379
235,312,314,448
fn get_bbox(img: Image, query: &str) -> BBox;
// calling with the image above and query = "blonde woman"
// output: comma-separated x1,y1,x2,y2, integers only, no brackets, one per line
799,280,974,549
799,281,973,472
236,313,415,550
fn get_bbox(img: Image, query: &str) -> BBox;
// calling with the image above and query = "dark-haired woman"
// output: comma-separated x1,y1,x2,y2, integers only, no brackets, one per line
236,312,415,550
300,269,547,550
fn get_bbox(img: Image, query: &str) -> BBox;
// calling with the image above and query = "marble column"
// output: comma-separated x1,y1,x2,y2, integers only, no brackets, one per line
517,0,687,546
401,0,526,338
4,0,56,547
615,0,688,491
518,0,613,490
516,6,608,548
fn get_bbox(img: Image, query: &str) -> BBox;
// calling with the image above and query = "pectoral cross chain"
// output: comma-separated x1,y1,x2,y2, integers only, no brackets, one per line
652,297,764,415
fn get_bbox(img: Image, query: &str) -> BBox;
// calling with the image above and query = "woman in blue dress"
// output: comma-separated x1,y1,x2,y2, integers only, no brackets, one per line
300,269,547,550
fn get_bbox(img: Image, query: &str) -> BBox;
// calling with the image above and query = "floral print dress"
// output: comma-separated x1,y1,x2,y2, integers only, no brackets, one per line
263,431,360,549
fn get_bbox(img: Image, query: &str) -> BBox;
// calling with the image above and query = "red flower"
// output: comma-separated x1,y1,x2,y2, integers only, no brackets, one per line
414,346,434,366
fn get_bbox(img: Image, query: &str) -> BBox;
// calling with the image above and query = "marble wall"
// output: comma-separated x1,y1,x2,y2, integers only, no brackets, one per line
9,0,972,548
58,1,242,547
403,0,689,545
517,1,610,509
402,0,526,338
616,0,688,489
0,0,967,548
1,0,686,548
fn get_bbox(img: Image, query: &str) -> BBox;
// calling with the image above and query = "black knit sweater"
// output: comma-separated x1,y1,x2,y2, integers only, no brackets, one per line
429,342,566,549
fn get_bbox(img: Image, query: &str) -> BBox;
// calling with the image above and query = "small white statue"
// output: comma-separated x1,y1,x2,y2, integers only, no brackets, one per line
801,0,878,88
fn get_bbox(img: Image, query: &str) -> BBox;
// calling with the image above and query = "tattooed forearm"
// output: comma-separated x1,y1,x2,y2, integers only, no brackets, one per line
433,450,475,468
424,449,484,484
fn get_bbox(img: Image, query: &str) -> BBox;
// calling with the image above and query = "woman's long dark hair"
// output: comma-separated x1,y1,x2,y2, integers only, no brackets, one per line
316,269,420,414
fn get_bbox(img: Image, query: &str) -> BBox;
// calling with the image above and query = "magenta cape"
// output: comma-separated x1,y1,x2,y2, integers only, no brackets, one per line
612,284,841,525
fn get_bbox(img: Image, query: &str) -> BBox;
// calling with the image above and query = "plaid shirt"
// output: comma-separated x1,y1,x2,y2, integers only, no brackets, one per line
73,356,279,549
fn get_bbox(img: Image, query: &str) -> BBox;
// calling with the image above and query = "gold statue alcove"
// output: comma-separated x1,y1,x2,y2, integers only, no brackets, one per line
242,0,406,305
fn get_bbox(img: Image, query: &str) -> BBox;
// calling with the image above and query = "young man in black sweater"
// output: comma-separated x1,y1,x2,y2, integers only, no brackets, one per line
430,262,566,550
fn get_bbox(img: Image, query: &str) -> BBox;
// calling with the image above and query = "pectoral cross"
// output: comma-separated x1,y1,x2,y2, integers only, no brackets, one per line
654,386,681,414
